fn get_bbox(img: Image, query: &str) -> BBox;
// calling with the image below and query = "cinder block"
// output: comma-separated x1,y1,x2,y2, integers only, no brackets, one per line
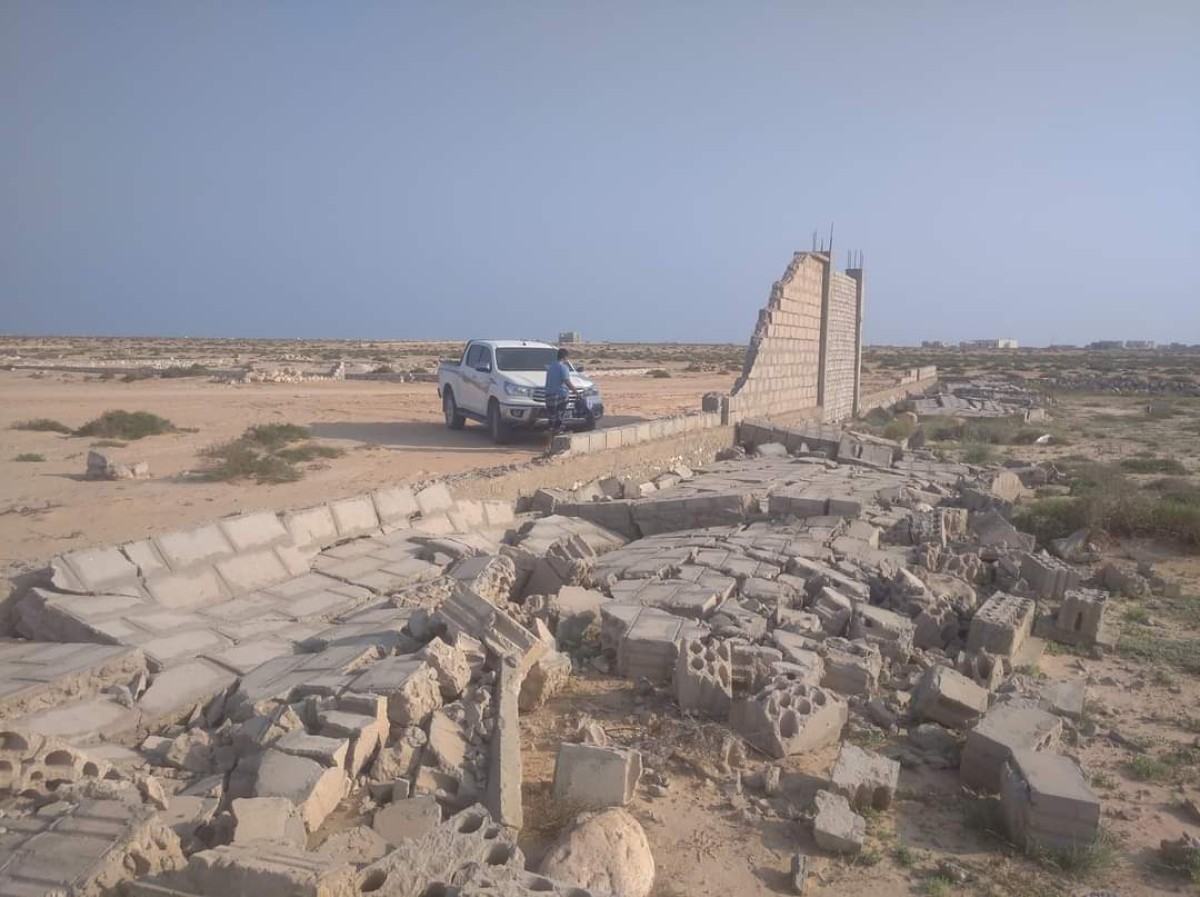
281,505,339,553
552,743,642,808
912,665,988,730
219,512,290,553
372,487,420,525
961,702,1062,792
329,495,380,539
999,749,1100,851
968,592,1036,658
829,742,900,810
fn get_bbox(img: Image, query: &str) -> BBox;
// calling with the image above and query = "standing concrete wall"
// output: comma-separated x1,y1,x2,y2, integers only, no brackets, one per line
725,253,825,423
821,270,862,422
723,251,863,425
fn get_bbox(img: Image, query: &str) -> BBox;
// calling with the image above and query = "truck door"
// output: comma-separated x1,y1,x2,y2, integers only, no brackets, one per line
459,343,493,415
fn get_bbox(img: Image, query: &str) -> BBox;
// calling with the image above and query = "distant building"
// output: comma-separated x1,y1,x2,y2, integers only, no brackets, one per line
558,331,582,344
959,339,1018,349
921,340,949,349
1124,340,1156,350
1087,341,1126,350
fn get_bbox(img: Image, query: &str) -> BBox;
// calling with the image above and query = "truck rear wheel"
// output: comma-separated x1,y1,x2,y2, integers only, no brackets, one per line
487,400,511,445
443,390,465,430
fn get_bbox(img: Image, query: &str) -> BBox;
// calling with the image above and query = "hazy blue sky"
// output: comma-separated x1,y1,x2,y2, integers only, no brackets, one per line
3,2,1197,346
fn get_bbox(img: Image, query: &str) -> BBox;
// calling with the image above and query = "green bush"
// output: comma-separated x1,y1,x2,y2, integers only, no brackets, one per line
74,410,176,440
160,364,213,379
963,442,995,464
882,418,918,440
242,423,311,450
14,453,45,462
1119,457,1188,475
199,423,340,484
201,440,301,484
11,418,71,434
1014,460,1200,549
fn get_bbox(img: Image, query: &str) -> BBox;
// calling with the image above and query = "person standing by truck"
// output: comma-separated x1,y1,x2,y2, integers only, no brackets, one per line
544,347,573,434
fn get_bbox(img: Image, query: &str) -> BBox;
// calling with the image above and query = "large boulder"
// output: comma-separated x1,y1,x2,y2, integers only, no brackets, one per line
537,808,655,897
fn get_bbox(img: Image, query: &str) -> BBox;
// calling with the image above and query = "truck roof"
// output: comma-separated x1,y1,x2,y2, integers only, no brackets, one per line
468,339,557,350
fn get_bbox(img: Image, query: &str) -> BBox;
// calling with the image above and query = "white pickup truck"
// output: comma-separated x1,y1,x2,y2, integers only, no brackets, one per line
437,340,605,443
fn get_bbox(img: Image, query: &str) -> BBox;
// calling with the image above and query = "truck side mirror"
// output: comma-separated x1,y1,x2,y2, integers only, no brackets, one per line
476,363,491,374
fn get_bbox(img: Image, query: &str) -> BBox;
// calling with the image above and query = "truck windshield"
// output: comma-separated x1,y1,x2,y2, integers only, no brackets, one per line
495,347,560,372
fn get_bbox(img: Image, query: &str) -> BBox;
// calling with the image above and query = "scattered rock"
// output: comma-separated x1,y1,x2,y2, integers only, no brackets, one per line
538,808,656,897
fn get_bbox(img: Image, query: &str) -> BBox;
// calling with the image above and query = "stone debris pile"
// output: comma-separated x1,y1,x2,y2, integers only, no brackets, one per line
906,380,1049,420
0,414,1153,894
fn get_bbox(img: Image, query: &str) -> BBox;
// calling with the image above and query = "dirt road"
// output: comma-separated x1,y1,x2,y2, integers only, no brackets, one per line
0,370,733,570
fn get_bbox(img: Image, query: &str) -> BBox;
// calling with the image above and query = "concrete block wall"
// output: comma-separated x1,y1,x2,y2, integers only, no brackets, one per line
857,371,940,417
720,251,865,427
727,253,825,424
552,411,724,455
24,482,517,672
822,271,861,422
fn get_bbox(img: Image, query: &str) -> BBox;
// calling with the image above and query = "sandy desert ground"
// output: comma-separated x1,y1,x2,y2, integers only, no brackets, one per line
0,366,734,573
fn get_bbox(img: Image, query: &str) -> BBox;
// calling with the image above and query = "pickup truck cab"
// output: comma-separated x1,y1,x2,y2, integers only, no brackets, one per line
437,340,605,443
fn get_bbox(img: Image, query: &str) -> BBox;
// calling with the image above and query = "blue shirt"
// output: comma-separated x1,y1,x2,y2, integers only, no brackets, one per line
545,360,571,398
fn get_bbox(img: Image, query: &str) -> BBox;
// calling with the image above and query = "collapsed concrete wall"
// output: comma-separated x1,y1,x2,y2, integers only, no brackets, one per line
723,251,865,426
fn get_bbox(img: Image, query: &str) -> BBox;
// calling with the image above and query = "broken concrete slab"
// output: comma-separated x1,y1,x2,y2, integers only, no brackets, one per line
232,796,306,846
553,742,643,809
829,742,900,810
812,789,865,854
1000,749,1100,851
0,640,148,720
912,666,989,730
961,702,1062,793
373,795,443,845
0,793,186,897
129,842,357,897
252,749,347,832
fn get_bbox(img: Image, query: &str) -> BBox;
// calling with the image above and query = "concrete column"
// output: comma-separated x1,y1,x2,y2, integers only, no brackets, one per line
846,267,866,416
816,252,833,411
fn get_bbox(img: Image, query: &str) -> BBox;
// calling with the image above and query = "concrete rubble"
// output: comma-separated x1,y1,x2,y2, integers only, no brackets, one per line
0,413,1132,894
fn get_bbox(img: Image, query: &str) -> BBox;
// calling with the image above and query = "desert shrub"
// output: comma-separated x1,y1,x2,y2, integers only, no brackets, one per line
199,422,339,484
647,368,672,379
90,439,127,448
11,418,71,434
14,453,45,462
201,440,301,484
1014,462,1200,549
160,364,213,379
275,444,344,463
1119,457,1188,475
74,410,175,440
242,423,311,450
963,442,995,464
862,407,893,427
882,418,918,440
120,371,153,382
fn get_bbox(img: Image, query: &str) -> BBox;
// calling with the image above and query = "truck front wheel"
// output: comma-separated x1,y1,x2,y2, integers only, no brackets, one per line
487,400,511,445
443,390,465,430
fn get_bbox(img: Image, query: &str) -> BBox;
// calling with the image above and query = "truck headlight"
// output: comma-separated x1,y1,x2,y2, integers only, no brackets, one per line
504,382,533,398
582,385,599,397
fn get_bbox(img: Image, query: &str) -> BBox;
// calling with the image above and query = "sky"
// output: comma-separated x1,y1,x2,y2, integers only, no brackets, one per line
2,2,1198,346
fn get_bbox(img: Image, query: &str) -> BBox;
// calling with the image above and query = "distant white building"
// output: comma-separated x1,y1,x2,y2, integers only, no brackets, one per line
558,331,582,344
959,338,1018,349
